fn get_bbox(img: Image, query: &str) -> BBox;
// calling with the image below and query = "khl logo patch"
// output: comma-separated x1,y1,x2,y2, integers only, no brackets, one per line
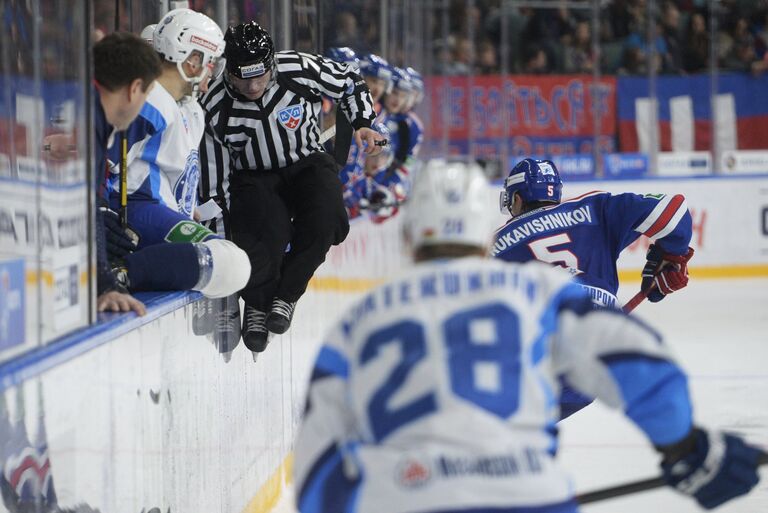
277,105,303,131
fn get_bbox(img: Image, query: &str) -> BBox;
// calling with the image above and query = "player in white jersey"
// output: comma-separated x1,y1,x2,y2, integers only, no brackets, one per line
108,9,222,224
294,160,763,513
103,10,250,313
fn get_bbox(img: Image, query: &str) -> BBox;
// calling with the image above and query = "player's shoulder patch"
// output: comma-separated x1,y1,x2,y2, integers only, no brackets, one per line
642,192,666,200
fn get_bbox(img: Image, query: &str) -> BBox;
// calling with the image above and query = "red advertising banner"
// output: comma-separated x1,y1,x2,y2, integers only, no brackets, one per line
423,75,617,156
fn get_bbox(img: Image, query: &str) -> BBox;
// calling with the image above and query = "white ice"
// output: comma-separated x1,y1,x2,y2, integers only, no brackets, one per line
561,277,768,513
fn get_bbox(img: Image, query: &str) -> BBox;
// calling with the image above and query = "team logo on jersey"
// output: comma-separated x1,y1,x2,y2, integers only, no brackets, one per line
174,151,200,217
395,458,432,488
277,105,303,131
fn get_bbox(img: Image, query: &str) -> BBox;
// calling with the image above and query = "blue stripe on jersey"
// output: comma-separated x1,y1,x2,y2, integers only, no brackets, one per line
600,354,692,446
298,443,362,513
313,345,350,381
299,444,337,513
107,103,166,163
108,103,168,201
141,132,164,201
127,102,165,147
423,498,579,513
531,282,589,452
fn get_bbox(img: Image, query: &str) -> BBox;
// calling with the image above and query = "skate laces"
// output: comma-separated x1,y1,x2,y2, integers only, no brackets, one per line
244,307,267,331
271,299,295,320
216,308,238,331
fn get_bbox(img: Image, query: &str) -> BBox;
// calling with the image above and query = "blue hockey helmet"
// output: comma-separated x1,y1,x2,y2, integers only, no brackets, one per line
390,66,414,92
500,158,562,213
359,53,393,83
405,66,424,94
326,46,359,69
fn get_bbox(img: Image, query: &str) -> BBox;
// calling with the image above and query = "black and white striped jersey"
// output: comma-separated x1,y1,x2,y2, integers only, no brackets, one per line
198,51,376,227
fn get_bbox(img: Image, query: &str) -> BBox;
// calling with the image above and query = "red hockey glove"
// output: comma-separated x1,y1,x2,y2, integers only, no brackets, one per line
641,245,694,302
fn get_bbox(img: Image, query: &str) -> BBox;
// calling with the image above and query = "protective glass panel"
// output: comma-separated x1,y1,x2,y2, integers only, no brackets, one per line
0,0,91,357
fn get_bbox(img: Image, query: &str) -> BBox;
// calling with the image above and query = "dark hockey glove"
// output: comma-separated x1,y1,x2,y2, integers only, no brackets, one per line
640,244,694,302
99,205,139,262
659,428,762,510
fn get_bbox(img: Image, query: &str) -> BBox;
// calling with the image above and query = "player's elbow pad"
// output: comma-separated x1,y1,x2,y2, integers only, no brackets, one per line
193,239,251,298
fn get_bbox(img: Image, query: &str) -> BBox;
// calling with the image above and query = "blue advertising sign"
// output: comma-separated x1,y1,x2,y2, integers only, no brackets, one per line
603,153,649,179
0,258,25,350
546,154,595,179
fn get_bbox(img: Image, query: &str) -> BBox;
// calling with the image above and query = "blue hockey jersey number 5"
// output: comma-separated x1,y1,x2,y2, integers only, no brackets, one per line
360,303,522,442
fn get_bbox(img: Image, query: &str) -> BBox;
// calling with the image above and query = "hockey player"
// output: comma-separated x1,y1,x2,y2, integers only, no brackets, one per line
294,160,763,513
493,158,694,418
323,47,361,167
199,22,383,353
494,158,694,307
404,66,425,110
340,123,405,223
104,10,250,303
358,53,393,106
381,66,424,184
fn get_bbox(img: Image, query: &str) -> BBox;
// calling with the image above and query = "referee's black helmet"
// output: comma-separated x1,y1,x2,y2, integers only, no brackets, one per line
224,22,275,79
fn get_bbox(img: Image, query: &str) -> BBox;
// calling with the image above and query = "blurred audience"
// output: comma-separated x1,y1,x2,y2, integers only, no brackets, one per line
414,0,768,76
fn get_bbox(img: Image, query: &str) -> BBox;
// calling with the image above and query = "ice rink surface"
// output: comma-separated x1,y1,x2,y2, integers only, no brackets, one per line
561,277,768,513
279,277,768,513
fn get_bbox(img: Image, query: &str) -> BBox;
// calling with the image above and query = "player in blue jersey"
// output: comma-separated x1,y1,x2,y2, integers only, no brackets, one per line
322,47,362,167
339,123,406,222
382,67,424,180
358,53,393,108
294,160,762,513
338,66,420,223
493,158,694,309
492,158,694,417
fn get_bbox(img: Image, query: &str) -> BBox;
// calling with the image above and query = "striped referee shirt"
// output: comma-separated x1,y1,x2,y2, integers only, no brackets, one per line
199,51,376,230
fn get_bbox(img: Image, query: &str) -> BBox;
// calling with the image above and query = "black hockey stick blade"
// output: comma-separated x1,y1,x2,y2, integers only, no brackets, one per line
576,451,768,505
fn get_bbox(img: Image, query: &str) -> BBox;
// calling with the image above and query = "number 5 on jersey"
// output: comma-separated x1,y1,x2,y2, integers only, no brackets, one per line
527,233,579,270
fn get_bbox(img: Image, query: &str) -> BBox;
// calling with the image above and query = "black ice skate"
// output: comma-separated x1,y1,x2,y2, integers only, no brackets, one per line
242,305,270,353
265,298,296,334
212,295,241,358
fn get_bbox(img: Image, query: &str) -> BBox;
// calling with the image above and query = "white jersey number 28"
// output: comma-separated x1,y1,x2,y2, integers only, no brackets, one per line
360,303,522,442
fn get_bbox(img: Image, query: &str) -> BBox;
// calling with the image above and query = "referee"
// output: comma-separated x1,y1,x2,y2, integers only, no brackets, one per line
199,21,383,353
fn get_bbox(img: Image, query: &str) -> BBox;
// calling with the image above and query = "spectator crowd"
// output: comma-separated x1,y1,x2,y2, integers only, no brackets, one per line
317,0,768,76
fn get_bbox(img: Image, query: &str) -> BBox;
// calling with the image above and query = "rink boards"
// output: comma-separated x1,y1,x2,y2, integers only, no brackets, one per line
0,175,766,513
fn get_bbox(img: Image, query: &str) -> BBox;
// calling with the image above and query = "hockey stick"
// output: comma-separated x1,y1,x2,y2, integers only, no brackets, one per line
318,124,388,148
319,124,336,145
119,132,128,228
622,283,656,313
576,451,768,505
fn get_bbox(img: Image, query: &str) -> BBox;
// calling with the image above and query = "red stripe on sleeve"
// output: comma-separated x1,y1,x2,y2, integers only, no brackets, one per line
644,194,685,238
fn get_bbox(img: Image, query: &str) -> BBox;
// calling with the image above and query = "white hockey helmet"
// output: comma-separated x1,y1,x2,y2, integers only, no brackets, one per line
140,24,157,43
403,159,496,252
153,8,225,84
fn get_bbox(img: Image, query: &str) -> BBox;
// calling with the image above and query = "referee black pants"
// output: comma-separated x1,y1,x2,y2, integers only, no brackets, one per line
228,152,350,311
